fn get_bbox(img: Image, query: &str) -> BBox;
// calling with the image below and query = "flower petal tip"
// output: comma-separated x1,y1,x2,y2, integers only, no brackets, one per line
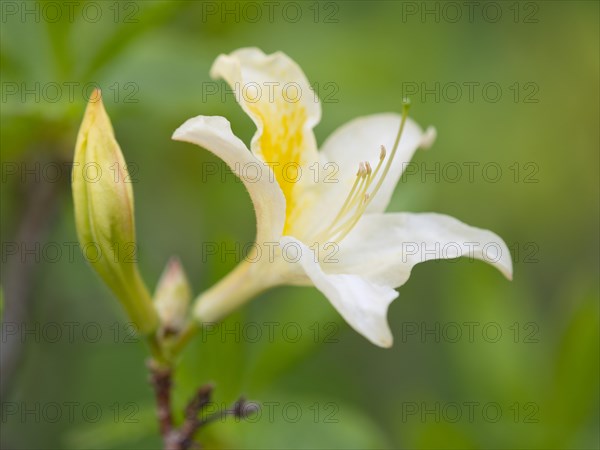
379,337,393,348
165,255,183,276
498,249,514,281
419,126,437,150
171,124,188,141
171,117,200,141
89,88,102,104
172,116,228,142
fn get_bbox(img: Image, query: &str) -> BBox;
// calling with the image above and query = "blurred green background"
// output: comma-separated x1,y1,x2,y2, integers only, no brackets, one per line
1,1,598,449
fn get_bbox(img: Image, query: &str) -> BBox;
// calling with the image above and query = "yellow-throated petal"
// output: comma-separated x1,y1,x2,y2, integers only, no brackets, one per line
210,48,320,233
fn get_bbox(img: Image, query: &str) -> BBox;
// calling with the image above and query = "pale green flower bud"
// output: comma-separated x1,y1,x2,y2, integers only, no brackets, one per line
72,89,158,335
153,257,191,334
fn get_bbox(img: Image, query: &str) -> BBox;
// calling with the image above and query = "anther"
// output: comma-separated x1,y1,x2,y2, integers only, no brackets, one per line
356,162,366,176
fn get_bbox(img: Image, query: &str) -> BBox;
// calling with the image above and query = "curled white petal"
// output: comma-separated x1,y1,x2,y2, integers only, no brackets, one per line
331,212,513,287
280,236,398,348
172,115,286,244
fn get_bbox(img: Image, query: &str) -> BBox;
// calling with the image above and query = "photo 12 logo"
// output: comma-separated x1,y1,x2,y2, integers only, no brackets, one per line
197,401,340,424
1,321,141,345
401,82,540,104
196,161,339,185
1,401,140,424
1,1,140,24
1,241,138,265
199,321,340,344
1,82,139,104
1,161,139,185
399,162,540,184
399,321,540,344
399,1,540,24
198,1,340,24
400,401,540,423
201,81,339,104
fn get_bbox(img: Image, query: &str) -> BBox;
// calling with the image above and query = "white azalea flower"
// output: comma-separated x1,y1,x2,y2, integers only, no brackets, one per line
173,48,512,347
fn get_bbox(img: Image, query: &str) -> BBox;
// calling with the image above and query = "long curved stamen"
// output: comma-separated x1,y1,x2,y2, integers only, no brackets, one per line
363,101,411,206
336,162,367,221
316,162,367,241
329,193,370,243
317,100,411,245
326,173,371,238
369,145,386,182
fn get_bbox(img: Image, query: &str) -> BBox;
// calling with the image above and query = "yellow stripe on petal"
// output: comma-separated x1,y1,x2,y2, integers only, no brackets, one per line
210,48,321,235
248,102,309,233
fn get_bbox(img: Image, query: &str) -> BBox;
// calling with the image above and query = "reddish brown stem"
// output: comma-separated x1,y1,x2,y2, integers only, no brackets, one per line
148,362,175,442
148,360,257,450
